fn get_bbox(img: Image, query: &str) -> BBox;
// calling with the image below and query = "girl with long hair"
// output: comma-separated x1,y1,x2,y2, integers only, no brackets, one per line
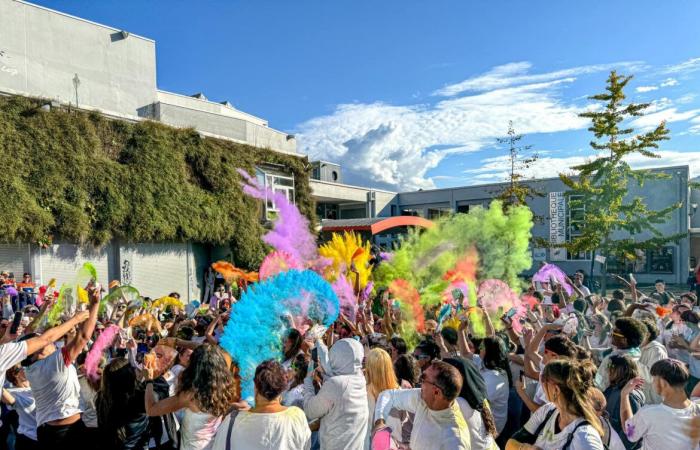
364,347,403,449
479,335,511,435
444,357,499,450
145,344,237,450
604,354,645,450
96,358,150,450
506,359,605,449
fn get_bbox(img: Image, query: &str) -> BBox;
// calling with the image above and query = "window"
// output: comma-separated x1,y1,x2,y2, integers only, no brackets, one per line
256,168,295,221
427,207,452,220
401,209,423,217
648,247,674,273
457,205,469,214
567,195,585,239
390,205,397,216
565,194,591,260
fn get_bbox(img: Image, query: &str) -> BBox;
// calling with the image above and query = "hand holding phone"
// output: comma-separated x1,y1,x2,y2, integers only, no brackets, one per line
10,312,23,335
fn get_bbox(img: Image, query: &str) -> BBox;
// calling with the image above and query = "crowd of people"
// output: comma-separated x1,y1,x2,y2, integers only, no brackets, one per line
1,268,700,450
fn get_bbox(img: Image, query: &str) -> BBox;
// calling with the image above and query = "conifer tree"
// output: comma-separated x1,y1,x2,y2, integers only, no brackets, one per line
560,71,684,293
495,121,541,209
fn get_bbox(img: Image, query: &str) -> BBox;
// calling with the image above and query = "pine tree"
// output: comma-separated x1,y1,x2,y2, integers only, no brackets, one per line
560,71,684,294
495,121,542,209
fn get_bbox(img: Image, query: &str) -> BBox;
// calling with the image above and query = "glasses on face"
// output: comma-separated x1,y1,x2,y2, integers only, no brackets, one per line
413,353,430,360
612,330,625,338
419,373,444,393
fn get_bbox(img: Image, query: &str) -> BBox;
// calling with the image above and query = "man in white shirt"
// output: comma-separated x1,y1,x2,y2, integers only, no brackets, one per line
24,286,100,450
373,360,470,450
621,358,700,450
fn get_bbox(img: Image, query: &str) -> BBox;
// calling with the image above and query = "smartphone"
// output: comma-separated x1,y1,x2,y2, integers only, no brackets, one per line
137,343,149,354
10,312,23,335
505,307,518,319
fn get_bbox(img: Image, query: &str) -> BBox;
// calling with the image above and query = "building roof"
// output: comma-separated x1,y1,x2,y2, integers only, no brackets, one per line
320,216,434,234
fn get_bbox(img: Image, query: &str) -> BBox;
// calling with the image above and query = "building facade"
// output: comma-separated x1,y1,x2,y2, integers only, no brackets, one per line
0,0,298,299
313,165,693,285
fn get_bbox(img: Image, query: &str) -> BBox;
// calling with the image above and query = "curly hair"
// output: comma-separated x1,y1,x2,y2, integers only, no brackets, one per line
177,344,236,417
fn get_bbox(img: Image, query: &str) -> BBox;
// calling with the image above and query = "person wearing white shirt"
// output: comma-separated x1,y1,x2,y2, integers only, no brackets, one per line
303,338,368,450
507,359,605,450
24,287,100,450
638,318,668,404
621,358,700,450
212,360,311,450
1,365,38,450
373,360,470,450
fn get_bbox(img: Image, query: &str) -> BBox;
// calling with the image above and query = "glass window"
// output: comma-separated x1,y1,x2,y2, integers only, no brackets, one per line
648,247,674,273
566,195,590,261
427,208,452,220
456,205,469,214
256,168,295,221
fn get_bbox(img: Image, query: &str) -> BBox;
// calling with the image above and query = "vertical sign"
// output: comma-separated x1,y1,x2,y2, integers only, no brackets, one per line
549,192,567,261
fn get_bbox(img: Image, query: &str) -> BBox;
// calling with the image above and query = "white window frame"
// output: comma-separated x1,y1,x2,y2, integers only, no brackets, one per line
256,168,295,221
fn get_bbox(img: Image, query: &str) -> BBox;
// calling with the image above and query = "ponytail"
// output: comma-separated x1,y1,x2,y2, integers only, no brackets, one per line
480,399,498,437
543,359,604,439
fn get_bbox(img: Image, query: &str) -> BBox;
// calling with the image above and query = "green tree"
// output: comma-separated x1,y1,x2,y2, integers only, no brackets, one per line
560,71,684,294
495,121,542,209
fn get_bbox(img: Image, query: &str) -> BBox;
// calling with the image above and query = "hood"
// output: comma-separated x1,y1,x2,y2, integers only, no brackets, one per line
328,338,364,376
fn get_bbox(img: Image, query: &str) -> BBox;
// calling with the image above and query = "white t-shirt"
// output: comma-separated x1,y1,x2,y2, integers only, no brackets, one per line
8,387,37,440
624,401,700,450
25,348,82,425
523,403,604,450
212,407,311,450
0,341,28,390
455,397,497,450
476,359,509,434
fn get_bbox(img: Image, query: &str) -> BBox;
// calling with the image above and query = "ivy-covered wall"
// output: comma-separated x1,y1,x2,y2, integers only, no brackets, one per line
0,96,315,268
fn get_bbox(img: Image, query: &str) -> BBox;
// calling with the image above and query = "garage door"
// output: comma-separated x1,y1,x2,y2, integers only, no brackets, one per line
38,244,109,288
0,244,30,278
121,243,191,301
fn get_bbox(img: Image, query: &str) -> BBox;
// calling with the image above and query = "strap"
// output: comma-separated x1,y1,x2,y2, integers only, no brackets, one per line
534,407,557,439
225,410,240,450
563,420,608,450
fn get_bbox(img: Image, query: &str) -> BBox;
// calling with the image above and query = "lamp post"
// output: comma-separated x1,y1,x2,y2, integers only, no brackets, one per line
72,73,80,107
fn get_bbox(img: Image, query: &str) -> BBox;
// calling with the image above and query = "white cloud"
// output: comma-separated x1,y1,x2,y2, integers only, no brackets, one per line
630,107,700,130
662,57,700,74
298,78,589,190
660,78,679,87
463,151,700,184
432,61,644,97
689,116,700,134
636,85,659,93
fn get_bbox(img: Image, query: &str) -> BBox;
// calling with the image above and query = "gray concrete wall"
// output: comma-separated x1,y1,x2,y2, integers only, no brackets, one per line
0,0,156,118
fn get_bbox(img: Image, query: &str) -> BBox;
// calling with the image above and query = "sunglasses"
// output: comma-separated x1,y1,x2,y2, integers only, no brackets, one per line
413,353,430,360
612,330,625,338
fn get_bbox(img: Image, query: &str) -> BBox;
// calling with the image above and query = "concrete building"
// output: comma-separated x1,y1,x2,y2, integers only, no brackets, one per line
0,0,297,299
313,164,693,285
0,0,296,154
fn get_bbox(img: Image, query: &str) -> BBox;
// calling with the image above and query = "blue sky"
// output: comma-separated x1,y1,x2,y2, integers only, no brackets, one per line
31,0,700,191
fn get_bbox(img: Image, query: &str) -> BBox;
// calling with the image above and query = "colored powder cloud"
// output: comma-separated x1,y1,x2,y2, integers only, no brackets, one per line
219,269,339,402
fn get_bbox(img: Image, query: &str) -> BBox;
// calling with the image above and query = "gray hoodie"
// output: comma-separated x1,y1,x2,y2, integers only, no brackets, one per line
304,338,368,450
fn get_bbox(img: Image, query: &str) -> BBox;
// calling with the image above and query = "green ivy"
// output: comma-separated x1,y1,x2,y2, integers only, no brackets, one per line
0,96,315,269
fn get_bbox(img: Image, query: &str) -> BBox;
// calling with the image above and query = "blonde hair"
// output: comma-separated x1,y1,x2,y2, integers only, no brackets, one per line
542,359,604,438
366,348,399,400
